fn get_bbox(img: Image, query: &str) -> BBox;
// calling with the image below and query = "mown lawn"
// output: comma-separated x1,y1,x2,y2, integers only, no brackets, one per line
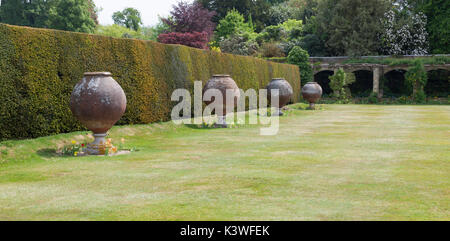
0,104,449,220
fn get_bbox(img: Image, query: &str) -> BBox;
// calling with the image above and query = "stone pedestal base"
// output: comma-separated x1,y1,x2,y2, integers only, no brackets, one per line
215,116,228,128
308,103,316,110
86,133,112,155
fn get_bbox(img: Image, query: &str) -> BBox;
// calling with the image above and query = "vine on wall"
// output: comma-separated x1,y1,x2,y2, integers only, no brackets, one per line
328,68,356,103
405,60,428,103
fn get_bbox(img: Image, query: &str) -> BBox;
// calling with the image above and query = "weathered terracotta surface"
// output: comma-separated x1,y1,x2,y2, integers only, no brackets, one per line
203,75,240,127
302,82,323,110
70,72,126,155
266,78,294,112
70,72,127,134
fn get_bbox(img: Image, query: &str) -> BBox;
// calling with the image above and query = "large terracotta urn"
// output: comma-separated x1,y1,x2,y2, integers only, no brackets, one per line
302,82,323,110
70,72,127,155
266,78,294,116
203,75,240,127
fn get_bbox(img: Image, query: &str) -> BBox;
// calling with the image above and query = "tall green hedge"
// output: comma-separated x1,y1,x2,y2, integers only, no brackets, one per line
0,24,301,140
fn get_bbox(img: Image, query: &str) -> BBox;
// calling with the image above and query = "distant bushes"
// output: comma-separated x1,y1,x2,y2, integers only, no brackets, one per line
0,24,300,140
95,24,157,41
158,32,209,49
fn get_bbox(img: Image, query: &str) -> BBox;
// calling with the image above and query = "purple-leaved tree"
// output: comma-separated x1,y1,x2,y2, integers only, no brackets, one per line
159,1,216,49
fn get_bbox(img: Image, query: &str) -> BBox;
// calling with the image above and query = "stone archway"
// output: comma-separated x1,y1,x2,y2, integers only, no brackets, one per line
313,70,334,96
349,70,374,97
383,69,410,97
425,69,450,97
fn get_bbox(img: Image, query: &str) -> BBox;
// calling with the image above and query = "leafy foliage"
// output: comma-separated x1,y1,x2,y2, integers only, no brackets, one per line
328,68,356,102
409,0,450,54
405,60,428,103
316,0,390,56
162,1,216,39
112,8,142,31
215,9,254,41
260,42,285,58
95,25,157,41
197,0,271,31
158,1,216,49
219,33,259,56
380,8,428,55
287,46,312,84
49,0,96,33
0,0,97,33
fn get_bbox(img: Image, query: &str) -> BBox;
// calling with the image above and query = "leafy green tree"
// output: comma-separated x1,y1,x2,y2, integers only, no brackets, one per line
0,0,98,33
197,0,271,31
268,1,297,26
95,24,157,41
300,33,326,56
215,9,254,41
279,19,303,32
316,0,390,56
287,46,313,84
87,0,99,25
0,0,53,27
380,7,428,55
49,0,96,33
405,60,428,102
408,0,449,54
112,7,142,31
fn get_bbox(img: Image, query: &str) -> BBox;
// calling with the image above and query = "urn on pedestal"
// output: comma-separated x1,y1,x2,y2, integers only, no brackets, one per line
203,75,240,128
302,82,323,110
266,78,294,116
70,72,127,155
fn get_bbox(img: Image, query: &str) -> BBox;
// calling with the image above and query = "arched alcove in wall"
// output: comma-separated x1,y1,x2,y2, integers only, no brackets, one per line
313,70,333,96
425,69,449,97
349,70,373,97
383,70,410,97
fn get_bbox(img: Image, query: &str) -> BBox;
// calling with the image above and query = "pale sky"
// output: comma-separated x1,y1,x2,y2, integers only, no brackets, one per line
94,0,193,27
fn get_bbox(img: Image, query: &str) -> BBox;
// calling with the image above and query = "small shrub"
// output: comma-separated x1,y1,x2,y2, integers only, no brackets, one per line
368,92,378,104
414,90,427,103
260,43,285,58
329,68,356,103
261,25,285,41
219,34,259,56
405,60,428,102
287,46,313,84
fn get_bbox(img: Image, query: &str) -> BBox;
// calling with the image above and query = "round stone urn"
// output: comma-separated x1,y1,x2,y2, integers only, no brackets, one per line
302,82,323,110
203,75,240,127
70,72,127,155
266,78,294,116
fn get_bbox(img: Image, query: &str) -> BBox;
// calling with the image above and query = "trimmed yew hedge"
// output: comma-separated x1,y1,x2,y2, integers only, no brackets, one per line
0,24,301,140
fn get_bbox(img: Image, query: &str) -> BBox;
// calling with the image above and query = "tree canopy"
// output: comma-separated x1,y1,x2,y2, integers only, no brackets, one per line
408,0,449,54
0,0,97,33
316,0,390,56
112,8,142,31
162,1,216,38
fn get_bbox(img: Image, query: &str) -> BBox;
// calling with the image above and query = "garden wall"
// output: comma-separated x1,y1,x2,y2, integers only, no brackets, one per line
0,24,301,140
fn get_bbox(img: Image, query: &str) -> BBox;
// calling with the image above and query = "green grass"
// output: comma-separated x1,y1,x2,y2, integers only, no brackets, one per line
0,104,449,221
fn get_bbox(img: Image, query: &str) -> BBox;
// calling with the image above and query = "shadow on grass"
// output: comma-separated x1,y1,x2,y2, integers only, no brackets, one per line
36,148,59,158
184,124,226,130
